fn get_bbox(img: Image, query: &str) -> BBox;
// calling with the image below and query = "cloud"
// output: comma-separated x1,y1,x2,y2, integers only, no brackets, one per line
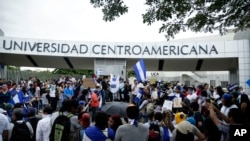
0,0,217,42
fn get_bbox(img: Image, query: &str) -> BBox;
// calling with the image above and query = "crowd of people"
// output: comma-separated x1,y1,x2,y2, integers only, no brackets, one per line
0,75,249,141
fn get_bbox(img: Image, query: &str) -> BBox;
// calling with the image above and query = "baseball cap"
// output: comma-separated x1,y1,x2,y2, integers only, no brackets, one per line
79,100,85,106
222,93,232,101
186,117,196,125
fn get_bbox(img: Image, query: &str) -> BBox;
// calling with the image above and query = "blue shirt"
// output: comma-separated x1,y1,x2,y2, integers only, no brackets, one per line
64,87,73,97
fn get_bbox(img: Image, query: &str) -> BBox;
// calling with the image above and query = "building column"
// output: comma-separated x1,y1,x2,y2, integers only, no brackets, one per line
229,69,239,85
238,40,250,95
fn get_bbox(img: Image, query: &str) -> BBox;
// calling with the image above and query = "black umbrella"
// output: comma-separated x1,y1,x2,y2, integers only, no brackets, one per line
101,102,129,117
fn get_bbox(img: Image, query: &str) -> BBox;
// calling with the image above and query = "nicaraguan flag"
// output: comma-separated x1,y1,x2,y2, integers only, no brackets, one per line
11,92,23,105
228,83,238,91
133,59,146,82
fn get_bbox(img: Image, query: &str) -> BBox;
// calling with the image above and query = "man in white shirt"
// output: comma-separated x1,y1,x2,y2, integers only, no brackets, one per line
49,82,57,112
131,79,139,102
36,106,53,141
0,111,9,141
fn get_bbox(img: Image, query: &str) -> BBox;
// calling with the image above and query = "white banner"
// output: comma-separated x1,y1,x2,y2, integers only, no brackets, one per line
110,74,120,94
162,100,173,112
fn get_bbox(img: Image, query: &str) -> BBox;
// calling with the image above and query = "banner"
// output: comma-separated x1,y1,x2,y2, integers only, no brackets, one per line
173,98,182,108
162,100,173,112
110,74,120,94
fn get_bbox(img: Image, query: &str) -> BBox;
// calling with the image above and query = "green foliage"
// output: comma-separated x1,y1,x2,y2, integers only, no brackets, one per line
127,70,135,77
52,68,94,75
7,66,19,70
90,0,250,40
90,0,128,21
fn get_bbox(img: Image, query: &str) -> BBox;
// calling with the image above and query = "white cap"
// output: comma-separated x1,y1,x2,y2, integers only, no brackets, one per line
138,83,144,88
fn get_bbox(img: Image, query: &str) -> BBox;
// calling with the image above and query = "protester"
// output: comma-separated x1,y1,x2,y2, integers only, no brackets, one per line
209,107,242,141
114,104,149,141
50,99,80,133
108,114,123,139
27,107,41,141
9,108,34,141
36,106,53,141
78,112,91,141
90,89,100,122
171,112,205,141
83,111,114,141
0,111,9,141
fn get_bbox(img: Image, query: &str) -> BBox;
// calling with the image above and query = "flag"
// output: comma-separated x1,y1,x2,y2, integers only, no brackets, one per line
228,83,239,91
246,79,250,87
11,91,23,105
133,59,146,82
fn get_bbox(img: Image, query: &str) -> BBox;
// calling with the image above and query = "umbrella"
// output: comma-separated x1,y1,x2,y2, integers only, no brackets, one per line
101,102,129,117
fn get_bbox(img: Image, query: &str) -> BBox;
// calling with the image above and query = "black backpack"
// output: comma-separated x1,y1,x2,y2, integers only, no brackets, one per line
50,113,74,141
10,121,31,141
148,123,161,141
28,117,41,141
175,129,194,141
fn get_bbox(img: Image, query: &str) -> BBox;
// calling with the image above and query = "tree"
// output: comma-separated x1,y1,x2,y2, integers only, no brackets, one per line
90,0,250,40
52,68,94,76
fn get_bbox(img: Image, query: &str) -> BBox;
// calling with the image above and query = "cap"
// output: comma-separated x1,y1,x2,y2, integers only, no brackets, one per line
81,113,90,127
222,88,229,93
186,117,196,125
175,112,186,124
138,83,144,88
79,100,85,106
222,93,232,101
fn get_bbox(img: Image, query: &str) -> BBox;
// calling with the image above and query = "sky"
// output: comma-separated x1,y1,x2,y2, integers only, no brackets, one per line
0,0,217,71
0,0,218,42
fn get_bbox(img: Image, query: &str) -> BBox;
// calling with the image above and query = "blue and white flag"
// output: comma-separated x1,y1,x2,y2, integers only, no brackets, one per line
246,79,250,87
228,83,238,91
133,59,146,82
11,91,23,105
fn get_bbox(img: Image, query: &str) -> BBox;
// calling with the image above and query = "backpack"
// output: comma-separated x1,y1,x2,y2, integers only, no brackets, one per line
28,117,41,141
50,113,74,141
69,127,81,141
10,121,31,141
148,123,161,141
175,129,194,141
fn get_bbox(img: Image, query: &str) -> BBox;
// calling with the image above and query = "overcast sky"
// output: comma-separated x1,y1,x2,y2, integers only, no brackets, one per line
0,0,218,43
0,0,218,71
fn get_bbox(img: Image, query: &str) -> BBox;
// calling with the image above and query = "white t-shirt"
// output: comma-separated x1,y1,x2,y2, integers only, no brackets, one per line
35,86,41,97
220,104,238,118
0,113,10,141
131,85,139,96
49,85,56,97
187,93,198,103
